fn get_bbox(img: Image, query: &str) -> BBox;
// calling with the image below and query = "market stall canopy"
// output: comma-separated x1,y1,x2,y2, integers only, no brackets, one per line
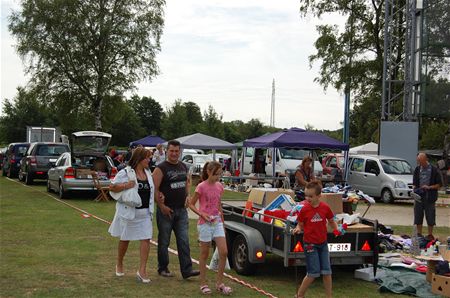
130,135,166,147
349,142,378,155
171,133,237,150
243,127,349,150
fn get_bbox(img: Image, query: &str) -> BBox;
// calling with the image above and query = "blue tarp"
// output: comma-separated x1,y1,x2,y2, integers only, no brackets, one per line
130,135,166,147
243,127,349,150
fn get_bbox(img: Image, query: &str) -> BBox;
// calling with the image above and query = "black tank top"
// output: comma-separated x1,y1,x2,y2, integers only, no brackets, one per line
136,178,151,209
157,161,188,209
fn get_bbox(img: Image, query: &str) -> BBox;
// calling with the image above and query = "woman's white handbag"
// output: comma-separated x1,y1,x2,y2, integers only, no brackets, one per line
115,168,142,208
119,188,142,208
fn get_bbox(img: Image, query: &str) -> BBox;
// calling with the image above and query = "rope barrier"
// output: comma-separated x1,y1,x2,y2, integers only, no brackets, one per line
6,178,279,298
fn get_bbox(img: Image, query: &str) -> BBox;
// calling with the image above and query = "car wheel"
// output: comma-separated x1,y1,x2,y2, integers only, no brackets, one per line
381,188,394,204
25,171,33,185
59,182,67,199
18,171,24,182
232,235,256,275
47,180,52,193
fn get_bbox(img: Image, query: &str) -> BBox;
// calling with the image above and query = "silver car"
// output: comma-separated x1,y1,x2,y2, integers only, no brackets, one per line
348,154,413,203
47,131,117,199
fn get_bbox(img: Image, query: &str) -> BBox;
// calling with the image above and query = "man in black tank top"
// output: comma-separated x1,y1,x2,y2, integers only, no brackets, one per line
152,140,199,279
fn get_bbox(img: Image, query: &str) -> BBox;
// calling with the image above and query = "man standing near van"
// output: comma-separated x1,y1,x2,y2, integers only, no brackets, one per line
412,153,442,240
152,140,199,279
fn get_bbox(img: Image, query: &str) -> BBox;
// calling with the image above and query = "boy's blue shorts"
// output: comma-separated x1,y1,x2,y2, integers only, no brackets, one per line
304,242,332,278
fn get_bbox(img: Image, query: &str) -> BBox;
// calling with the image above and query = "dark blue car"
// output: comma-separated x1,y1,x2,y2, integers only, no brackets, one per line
2,143,30,178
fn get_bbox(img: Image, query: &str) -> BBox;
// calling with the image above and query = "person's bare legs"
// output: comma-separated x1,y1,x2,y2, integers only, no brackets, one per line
214,237,228,286
323,274,332,298
297,276,315,297
117,240,129,273
416,224,423,235
427,225,434,237
139,239,150,278
199,242,210,286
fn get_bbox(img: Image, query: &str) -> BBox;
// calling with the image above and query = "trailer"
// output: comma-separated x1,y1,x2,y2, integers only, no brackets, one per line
222,203,379,276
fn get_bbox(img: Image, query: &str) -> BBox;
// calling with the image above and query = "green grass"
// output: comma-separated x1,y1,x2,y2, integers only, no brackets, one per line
0,177,412,297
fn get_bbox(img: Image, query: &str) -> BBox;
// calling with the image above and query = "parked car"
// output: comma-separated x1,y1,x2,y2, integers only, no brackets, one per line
47,131,117,199
2,143,30,178
347,154,413,203
18,142,70,184
321,153,345,175
182,153,212,174
0,147,7,171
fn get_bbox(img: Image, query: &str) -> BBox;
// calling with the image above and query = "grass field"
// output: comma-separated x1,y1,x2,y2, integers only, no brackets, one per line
0,176,424,297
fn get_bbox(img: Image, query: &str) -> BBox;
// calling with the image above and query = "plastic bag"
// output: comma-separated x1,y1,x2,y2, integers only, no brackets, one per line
209,247,230,271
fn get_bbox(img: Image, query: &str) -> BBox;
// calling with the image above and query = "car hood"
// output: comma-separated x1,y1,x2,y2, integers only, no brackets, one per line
71,131,112,157
387,174,413,184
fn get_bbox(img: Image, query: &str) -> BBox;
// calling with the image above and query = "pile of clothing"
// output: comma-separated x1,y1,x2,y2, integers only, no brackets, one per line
321,184,376,204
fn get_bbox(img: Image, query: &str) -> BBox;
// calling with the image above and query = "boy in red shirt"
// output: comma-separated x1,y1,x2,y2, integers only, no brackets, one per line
293,181,338,298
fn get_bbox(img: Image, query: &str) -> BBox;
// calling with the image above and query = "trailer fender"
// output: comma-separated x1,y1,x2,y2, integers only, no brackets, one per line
224,221,266,263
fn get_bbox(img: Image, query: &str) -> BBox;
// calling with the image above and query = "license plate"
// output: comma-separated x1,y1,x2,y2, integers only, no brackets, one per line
49,159,57,162
328,243,351,252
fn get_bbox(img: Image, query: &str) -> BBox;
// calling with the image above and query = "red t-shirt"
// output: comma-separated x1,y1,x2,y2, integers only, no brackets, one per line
298,201,334,244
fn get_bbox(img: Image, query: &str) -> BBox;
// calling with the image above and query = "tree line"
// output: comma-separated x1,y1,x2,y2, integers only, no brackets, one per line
0,89,282,147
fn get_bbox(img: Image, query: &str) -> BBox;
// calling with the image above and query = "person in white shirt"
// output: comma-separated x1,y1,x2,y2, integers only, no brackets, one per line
152,144,166,166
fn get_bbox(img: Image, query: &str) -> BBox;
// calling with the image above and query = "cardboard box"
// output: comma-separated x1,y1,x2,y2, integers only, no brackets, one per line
320,193,343,214
247,188,295,207
431,273,450,297
76,169,93,179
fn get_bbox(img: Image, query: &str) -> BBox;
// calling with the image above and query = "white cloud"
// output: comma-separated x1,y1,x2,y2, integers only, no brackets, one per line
1,0,347,130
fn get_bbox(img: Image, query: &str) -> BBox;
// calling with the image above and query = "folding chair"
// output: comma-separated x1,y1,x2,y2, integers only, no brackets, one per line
91,171,110,202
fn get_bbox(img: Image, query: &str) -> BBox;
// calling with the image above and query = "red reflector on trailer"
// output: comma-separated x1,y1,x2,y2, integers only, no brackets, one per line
361,240,371,251
36,171,44,174
293,241,304,252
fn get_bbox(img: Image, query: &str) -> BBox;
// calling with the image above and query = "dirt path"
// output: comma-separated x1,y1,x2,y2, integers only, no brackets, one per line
188,200,450,227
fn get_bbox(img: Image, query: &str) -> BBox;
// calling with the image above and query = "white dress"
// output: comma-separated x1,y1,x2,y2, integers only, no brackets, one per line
108,167,154,241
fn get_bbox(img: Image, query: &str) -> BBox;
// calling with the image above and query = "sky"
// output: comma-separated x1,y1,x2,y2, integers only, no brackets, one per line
1,0,346,131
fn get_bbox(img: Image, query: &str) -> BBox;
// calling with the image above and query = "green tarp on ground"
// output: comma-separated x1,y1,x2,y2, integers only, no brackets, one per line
377,267,439,297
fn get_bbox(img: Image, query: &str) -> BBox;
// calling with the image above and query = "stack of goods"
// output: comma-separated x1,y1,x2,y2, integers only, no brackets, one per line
321,184,376,205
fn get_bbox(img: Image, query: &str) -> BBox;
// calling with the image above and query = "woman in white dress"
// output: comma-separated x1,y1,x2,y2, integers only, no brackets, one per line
108,147,154,283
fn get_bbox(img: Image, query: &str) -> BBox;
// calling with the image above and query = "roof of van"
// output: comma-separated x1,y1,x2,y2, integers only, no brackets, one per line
349,154,408,160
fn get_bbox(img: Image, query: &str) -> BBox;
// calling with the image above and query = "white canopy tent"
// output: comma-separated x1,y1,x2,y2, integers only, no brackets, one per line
349,142,378,155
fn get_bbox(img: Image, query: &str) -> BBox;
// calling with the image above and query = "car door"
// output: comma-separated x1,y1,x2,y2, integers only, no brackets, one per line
348,157,365,191
243,148,254,174
361,159,382,196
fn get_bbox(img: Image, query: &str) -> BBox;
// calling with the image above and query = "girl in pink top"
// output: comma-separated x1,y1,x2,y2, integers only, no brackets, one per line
189,161,232,295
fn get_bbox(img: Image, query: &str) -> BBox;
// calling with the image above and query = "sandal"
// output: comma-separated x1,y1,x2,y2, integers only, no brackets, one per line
216,283,232,295
200,285,212,295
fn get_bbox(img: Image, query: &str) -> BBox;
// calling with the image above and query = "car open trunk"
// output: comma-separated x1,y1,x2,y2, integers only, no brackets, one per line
70,131,113,180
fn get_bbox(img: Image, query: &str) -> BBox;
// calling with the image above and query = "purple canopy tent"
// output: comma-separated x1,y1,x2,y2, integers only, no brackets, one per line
130,135,166,147
243,127,349,150
243,127,349,179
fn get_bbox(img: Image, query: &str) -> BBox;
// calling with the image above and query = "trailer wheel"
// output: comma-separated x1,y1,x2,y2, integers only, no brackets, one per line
232,235,256,275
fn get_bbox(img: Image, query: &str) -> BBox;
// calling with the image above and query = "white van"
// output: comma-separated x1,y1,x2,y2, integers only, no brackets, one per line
348,154,413,203
242,147,323,182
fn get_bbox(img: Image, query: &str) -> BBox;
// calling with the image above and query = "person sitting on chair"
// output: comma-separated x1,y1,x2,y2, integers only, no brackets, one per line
295,156,316,189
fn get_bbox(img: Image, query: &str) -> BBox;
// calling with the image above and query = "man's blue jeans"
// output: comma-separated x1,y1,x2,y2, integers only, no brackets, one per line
156,207,193,276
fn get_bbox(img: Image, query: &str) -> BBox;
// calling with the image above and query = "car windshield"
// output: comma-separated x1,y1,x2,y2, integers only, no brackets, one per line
73,136,109,154
338,158,345,167
37,144,69,156
194,156,212,164
279,148,310,160
381,159,412,174
14,145,29,156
